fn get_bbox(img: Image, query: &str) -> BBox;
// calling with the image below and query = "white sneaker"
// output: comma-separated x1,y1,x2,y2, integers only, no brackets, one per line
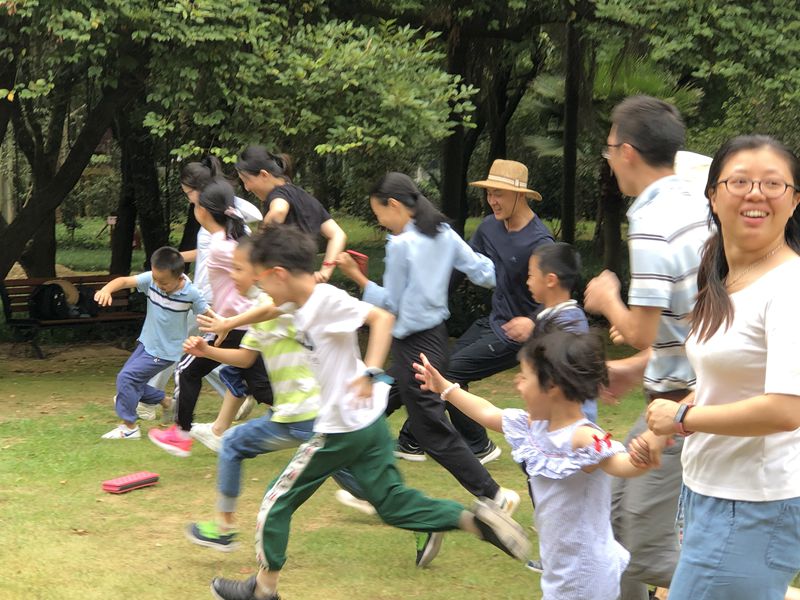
136,402,157,421
101,424,141,439
334,489,377,516
235,396,256,421
496,487,520,516
190,422,222,453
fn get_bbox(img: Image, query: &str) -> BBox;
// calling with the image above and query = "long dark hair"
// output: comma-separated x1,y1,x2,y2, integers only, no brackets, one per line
198,178,246,240
235,145,293,181
691,135,800,342
369,172,447,237
180,155,223,190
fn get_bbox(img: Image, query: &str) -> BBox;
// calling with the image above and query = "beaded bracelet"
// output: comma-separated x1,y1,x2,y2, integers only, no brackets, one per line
440,382,461,401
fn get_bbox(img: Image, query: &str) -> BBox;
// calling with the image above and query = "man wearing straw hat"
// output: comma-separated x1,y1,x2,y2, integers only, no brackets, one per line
395,159,554,463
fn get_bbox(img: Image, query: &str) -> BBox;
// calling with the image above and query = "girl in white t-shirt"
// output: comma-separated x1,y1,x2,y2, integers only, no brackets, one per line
645,135,800,600
414,330,652,600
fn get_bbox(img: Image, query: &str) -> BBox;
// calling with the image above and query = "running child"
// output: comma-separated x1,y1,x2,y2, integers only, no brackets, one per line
200,224,530,600
526,242,597,422
148,179,271,457
335,172,520,515
183,235,366,550
414,330,654,600
235,145,346,282
95,246,209,439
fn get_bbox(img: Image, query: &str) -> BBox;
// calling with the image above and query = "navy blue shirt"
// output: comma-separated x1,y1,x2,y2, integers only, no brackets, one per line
469,214,554,343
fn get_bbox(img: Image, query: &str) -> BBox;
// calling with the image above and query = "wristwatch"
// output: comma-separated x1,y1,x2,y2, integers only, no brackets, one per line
673,403,694,436
363,367,394,385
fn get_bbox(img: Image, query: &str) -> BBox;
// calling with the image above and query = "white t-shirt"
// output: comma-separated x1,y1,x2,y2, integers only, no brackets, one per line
683,256,800,502
194,196,262,302
286,284,390,434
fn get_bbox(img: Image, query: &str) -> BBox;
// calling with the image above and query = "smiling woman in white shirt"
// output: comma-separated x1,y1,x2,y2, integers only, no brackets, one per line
645,135,800,600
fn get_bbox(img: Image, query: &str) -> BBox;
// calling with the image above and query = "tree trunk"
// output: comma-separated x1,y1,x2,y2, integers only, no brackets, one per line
109,166,138,275
561,15,581,245
599,160,625,276
18,211,56,277
116,106,168,270
0,82,135,280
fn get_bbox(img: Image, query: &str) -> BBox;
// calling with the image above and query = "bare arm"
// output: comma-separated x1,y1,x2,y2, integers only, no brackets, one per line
262,198,290,226
196,302,281,346
94,276,138,306
572,426,649,478
413,353,503,432
316,219,347,283
181,249,197,263
183,336,259,369
648,393,800,437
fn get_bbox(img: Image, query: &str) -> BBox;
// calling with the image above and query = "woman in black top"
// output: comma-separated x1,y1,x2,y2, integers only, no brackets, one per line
236,145,347,282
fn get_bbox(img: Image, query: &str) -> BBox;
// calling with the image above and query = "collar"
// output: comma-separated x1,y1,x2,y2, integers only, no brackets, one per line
537,299,578,319
627,174,681,218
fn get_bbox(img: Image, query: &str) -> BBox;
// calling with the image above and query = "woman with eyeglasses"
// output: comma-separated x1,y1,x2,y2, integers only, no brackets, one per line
642,135,800,599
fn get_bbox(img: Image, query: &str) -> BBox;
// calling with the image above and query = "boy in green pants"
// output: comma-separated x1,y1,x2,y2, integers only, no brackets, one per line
184,224,530,600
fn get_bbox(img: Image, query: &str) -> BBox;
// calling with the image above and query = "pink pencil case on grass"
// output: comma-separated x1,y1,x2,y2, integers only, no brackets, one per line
102,471,160,494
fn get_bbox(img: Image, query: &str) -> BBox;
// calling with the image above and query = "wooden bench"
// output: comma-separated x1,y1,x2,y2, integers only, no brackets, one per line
0,274,145,358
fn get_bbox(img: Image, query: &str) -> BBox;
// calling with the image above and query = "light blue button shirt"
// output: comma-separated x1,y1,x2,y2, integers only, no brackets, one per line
362,222,495,339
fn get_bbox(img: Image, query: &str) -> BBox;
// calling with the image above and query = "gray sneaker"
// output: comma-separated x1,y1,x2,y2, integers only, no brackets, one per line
415,531,444,568
471,498,531,561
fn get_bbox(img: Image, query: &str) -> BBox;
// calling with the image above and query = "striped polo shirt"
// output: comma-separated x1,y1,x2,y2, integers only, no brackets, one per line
626,175,712,393
240,295,320,423
135,272,209,361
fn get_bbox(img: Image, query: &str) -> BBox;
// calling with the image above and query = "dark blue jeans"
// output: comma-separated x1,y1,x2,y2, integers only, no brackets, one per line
398,317,520,453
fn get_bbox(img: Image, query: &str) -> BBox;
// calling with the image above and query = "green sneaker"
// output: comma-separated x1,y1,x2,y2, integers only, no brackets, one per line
185,521,239,552
415,531,444,568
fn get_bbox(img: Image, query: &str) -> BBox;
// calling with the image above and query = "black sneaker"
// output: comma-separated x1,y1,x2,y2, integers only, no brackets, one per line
414,531,444,568
394,440,426,462
474,441,502,465
472,498,531,561
210,576,280,600
186,521,240,552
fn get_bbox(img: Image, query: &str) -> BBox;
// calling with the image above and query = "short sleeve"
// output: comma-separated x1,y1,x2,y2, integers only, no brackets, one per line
135,272,152,294
322,288,373,333
764,285,800,395
191,286,209,315
627,234,674,310
241,328,260,351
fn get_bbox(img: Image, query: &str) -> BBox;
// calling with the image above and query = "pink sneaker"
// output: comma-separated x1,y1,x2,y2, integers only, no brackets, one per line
148,424,192,457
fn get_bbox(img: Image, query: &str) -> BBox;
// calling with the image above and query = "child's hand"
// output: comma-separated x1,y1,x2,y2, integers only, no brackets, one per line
628,430,673,469
413,353,451,396
197,309,231,347
183,335,209,357
94,288,113,307
347,375,373,408
335,252,360,281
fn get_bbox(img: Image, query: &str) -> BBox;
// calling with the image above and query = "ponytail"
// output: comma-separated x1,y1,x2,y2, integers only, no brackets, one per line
236,145,293,181
369,172,448,237
180,155,222,191
199,178,246,240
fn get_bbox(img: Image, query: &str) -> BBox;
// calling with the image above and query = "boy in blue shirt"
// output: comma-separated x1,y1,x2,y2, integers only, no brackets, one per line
95,246,209,440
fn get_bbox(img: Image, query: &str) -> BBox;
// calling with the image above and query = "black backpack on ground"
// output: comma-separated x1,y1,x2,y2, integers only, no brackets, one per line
28,283,71,320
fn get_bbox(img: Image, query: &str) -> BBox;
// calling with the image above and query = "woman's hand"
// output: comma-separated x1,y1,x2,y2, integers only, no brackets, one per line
646,399,682,435
413,353,451,396
335,252,361,280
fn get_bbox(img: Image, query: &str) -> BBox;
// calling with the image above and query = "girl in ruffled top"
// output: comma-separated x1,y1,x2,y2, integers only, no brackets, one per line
414,330,653,600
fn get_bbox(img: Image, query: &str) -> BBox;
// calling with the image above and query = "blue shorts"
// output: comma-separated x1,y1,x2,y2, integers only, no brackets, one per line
669,487,800,600
219,365,249,399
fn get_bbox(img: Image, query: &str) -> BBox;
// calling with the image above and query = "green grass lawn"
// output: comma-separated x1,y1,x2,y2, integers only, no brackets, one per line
0,342,643,600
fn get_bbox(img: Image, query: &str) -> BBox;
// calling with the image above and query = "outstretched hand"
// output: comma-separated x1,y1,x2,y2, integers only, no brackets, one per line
94,288,114,307
183,335,210,357
412,353,451,396
196,309,230,347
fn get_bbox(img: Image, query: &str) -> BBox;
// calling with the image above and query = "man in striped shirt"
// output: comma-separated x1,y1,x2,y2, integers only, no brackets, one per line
583,95,711,600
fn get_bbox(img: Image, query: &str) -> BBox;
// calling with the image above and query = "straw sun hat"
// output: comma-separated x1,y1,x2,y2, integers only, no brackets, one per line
469,159,542,201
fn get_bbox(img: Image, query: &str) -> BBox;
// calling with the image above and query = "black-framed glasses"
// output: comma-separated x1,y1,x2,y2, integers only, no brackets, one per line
716,177,800,199
601,142,641,160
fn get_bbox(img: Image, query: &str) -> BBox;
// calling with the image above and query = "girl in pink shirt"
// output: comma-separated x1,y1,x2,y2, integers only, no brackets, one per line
149,179,272,457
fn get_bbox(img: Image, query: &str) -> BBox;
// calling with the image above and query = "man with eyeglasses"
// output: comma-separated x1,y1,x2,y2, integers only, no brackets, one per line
583,95,712,600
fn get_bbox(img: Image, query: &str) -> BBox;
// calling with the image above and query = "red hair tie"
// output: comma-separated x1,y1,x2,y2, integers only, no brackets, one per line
592,432,612,452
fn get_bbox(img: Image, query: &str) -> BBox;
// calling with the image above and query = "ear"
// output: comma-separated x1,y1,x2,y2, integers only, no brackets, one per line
708,188,718,215
387,197,402,209
621,143,637,163
545,273,559,288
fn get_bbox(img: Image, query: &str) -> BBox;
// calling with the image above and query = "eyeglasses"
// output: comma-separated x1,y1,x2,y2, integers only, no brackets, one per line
716,177,800,199
601,142,641,160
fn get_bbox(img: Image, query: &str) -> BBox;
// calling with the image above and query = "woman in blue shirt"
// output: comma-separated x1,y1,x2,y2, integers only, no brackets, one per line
336,173,521,541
